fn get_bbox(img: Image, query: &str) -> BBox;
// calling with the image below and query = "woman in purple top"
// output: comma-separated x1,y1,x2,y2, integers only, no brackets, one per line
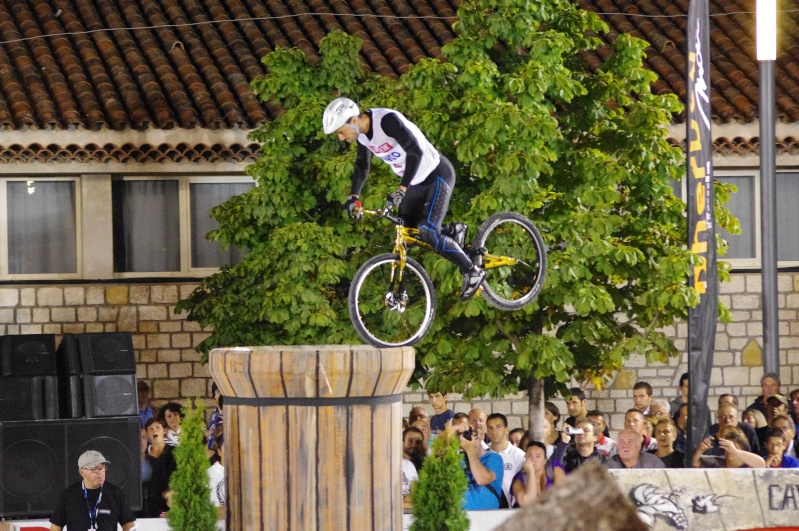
511,441,566,507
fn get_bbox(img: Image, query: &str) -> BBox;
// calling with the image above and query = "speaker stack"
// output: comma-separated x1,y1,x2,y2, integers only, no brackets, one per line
57,332,138,418
0,332,141,518
0,334,58,421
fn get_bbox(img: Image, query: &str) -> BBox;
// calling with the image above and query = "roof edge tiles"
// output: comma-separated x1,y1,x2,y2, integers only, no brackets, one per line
0,142,261,164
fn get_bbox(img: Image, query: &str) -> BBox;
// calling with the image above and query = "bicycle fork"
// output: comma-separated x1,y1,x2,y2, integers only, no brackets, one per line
385,237,410,312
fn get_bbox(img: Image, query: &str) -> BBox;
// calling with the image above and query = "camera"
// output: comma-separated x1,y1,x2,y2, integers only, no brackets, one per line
462,428,475,441
565,427,584,435
711,436,720,449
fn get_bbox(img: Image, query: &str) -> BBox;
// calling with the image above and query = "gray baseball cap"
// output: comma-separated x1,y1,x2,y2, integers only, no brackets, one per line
78,450,110,469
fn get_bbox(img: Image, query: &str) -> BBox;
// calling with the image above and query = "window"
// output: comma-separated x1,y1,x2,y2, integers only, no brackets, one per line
0,179,79,277
112,176,254,275
113,179,180,272
716,173,756,261
714,170,799,269
190,182,253,268
776,172,799,262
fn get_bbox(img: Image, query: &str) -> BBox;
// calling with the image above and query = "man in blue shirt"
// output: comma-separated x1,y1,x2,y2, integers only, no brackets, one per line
452,415,504,509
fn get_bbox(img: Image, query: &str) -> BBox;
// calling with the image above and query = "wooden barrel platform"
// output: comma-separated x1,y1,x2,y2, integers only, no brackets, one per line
209,345,415,531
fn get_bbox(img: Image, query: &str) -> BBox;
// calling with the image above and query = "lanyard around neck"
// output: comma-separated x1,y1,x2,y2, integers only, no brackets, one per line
82,481,103,530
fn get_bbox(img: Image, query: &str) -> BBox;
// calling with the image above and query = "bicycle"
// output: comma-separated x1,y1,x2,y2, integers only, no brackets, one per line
348,205,547,348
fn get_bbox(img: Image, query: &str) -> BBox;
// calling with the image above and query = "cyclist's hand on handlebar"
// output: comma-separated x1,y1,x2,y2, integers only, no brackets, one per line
343,195,363,219
386,189,405,209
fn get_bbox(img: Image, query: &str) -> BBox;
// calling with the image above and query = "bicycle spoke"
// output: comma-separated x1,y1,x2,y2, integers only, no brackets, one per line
474,212,547,311
349,254,436,347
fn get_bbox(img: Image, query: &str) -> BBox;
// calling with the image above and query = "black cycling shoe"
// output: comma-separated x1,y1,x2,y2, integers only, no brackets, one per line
459,266,486,301
443,223,469,249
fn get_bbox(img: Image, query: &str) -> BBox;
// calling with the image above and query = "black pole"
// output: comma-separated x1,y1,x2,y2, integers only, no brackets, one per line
759,59,780,379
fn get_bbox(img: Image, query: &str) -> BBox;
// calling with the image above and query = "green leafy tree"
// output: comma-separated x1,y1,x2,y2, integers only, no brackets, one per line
177,0,736,438
167,402,218,531
409,429,469,531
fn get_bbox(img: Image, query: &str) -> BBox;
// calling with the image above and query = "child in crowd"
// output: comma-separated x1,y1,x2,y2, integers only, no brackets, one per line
763,428,799,468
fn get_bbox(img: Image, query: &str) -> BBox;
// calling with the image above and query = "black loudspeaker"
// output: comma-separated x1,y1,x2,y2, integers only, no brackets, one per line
56,335,84,418
77,333,135,375
59,375,84,418
0,334,57,376
56,334,82,375
43,375,59,419
84,374,137,417
0,377,44,421
0,416,141,518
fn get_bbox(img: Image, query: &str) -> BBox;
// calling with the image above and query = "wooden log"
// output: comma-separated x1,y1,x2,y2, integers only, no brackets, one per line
209,345,415,531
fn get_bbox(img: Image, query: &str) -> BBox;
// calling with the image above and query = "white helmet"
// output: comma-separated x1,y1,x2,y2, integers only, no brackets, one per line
323,97,360,135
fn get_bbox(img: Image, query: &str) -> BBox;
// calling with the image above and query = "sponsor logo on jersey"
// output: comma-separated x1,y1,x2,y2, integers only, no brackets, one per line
369,142,394,154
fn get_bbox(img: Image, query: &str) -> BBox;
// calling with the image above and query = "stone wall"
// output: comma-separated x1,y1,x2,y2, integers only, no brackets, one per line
0,282,213,408
1,272,798,435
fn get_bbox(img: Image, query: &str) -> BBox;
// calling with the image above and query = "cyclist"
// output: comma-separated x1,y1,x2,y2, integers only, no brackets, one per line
323,97,485,300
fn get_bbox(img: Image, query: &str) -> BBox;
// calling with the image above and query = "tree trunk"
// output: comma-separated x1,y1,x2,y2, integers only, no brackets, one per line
527,374,545,442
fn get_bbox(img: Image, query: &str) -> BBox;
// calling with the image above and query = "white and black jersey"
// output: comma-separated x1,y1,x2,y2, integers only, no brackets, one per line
350,109,440,195
348,108,474,273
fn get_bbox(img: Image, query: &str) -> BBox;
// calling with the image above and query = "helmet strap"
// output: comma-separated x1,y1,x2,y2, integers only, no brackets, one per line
344,121,360,136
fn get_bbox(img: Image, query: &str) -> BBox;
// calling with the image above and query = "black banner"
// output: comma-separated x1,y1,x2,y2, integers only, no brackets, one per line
685,0,717,464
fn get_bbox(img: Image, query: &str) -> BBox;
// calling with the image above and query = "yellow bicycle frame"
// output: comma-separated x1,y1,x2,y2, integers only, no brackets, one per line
363,206,518,272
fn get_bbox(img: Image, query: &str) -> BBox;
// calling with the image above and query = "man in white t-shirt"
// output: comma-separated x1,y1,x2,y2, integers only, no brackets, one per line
486,413,525,506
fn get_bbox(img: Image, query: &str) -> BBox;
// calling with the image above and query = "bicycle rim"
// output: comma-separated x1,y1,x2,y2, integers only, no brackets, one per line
349,254,436,348
473,212,547,311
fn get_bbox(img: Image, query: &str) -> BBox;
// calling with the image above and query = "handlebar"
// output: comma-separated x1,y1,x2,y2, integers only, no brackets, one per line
357,203,403,225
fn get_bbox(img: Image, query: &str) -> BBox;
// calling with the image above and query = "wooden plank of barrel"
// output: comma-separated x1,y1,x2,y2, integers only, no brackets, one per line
209,345,414,531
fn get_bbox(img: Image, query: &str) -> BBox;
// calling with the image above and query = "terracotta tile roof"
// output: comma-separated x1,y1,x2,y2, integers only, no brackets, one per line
0,0,457,131
0,0,797,134
666,137,799,158
0,142,260,163
576,0,799,125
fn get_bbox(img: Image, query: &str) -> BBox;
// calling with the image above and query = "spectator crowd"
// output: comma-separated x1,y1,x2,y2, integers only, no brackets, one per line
401,373,799,510
136,380,226,520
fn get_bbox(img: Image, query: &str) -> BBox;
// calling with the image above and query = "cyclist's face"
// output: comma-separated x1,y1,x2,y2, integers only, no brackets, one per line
335,120,358,143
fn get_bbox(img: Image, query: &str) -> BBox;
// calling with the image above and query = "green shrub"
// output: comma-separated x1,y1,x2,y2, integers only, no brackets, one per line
410,429,469,531
166,401,218,531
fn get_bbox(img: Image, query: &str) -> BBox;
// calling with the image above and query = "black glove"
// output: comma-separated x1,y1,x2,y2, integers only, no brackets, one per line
343,195,362,219
386,189,405,209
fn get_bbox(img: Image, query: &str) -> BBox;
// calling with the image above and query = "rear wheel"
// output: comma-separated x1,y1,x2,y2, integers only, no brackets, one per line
472,212,547,311
349,254,436,348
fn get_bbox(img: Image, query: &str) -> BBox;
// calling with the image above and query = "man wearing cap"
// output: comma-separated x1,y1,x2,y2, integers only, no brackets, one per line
756,394,792,448
50,450,136,531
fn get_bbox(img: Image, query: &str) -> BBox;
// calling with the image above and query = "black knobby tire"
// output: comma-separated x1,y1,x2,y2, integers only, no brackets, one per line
348,253,437,348
472,211,547,311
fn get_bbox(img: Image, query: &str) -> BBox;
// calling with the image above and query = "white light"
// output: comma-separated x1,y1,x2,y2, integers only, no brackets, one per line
757,0,777,60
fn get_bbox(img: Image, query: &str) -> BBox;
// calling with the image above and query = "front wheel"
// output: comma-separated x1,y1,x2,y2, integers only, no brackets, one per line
349,254,436,348
472,212,547,311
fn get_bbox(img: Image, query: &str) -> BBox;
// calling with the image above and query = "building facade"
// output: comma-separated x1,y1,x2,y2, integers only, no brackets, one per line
1,1,799,434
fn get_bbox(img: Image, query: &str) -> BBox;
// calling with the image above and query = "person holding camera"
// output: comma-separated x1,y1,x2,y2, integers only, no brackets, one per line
452,414,505,510
692,426,765,469
708,402,761,456
558,420,606,473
